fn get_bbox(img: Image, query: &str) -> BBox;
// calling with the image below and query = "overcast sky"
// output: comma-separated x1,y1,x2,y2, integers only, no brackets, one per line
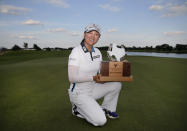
0,0,187,48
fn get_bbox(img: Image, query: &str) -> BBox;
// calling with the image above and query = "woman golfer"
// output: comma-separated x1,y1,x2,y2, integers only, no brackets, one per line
68,24,122,126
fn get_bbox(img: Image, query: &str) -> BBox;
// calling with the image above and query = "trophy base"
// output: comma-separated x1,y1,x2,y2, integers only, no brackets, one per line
98,74,133,82
100,61,131,77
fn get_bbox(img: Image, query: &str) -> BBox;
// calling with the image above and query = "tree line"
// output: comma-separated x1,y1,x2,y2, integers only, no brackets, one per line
0,43,187,53
0,43,71,52
98,44,187,53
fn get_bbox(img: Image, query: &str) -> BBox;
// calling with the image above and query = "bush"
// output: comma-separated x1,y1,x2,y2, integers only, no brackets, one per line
11,45,22,51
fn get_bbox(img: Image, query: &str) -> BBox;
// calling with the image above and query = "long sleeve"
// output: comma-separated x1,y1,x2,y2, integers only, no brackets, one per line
68,65,93,83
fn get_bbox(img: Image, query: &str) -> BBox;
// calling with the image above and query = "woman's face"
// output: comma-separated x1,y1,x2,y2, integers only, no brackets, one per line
84,30,100,47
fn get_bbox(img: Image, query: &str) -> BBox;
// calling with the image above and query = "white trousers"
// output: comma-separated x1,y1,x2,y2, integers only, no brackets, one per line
68,82,122,126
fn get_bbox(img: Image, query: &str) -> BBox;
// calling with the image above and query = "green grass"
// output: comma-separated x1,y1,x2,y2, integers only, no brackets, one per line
0,51,187,131
0,50,71,65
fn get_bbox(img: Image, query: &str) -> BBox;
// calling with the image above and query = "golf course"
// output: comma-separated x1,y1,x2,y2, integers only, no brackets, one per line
0,50,187,131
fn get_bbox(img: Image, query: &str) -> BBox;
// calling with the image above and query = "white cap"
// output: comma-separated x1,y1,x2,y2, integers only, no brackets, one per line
84,24,101,34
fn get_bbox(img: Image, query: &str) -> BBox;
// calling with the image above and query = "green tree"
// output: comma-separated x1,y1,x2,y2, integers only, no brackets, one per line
12,45,22,51
176,44,187,51
33,44,41,50
23,42,28,49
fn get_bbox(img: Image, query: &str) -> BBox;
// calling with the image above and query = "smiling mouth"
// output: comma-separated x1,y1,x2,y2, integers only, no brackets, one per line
89,38,94,42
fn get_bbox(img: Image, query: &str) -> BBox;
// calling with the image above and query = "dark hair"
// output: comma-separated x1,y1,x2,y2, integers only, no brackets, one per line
81,39,85,43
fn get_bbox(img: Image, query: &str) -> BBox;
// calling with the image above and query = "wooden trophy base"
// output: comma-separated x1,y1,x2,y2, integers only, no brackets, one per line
98,61,133,82
98,74,133,82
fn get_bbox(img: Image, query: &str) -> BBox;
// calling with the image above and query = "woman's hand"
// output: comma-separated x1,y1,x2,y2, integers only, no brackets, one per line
93,75,105,84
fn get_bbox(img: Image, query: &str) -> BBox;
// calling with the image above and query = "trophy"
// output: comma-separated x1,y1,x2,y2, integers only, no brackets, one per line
97,44,133,82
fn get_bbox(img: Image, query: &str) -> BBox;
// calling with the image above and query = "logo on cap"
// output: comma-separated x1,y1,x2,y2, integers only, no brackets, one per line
85,24,101,34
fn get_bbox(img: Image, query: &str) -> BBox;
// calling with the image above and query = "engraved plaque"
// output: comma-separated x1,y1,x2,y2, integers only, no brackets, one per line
98,61,133,82
109,62,123,77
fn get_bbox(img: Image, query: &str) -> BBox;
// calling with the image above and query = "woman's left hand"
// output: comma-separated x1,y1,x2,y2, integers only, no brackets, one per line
93,75,105,84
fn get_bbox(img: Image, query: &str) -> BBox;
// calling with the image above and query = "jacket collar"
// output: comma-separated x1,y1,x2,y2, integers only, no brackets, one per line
80,40,95,53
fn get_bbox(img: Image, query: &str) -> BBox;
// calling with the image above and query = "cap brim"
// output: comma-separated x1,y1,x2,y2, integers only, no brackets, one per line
85,30,100,34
